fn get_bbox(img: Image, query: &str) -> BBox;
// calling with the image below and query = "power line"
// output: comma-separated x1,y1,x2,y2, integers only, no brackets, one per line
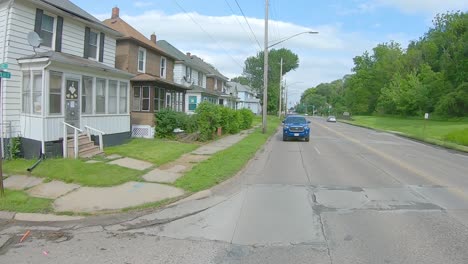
172,0,244,68
234,0,262,50
224,0,259,50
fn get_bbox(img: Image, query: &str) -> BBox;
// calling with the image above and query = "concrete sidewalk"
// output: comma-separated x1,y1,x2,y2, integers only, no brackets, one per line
1,128,255,221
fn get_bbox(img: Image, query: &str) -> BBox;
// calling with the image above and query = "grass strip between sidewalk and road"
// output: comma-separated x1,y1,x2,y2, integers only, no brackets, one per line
3,159,142,187
0,189,53,213
105,138,199,165
343,116,468,152
175,116,280,193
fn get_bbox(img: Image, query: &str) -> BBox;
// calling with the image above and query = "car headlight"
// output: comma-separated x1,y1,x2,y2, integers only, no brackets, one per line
304,126,310,130
284,126,289,129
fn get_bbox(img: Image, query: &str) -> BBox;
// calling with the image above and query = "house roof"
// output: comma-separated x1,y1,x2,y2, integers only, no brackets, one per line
156,40,207,73
227,81,255,93
34,0,119,36
17,51,134,77
103,17,175,59
189,55,229,81
188,85,221,96
131,73,190,90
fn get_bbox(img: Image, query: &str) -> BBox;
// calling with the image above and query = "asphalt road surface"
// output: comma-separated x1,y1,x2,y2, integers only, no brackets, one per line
2,117,468,263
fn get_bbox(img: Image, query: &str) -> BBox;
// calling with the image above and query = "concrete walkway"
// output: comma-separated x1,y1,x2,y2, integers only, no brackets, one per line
1,129,253,219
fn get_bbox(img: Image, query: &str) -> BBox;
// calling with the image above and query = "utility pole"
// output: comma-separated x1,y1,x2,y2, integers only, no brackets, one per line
261,0,269,134
0,77,3,197
278,57,283,118
284,78,288,115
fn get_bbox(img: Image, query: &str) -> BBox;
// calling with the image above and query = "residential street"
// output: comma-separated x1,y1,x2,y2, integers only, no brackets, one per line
1,117,468,264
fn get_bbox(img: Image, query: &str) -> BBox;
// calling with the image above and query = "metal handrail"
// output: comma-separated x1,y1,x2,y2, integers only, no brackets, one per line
84,125,106,152
62,122,82,159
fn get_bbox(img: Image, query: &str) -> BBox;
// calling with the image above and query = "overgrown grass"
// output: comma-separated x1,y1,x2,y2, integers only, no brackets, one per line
346,116,468,150
3,159,142,187
105,138,199,165
175,116,280,192
0,189,53,213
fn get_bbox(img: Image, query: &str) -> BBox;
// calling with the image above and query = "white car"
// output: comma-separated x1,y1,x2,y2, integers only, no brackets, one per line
327,116,336,122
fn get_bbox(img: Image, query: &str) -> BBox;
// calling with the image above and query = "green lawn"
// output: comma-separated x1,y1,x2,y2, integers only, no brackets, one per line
347,116,468,149
105,138,199,165
3,158,142,187
175,116,280,192
0,189,53,213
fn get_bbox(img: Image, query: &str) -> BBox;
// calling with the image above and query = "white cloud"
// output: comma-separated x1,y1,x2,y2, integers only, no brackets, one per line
377,0,467,15
134,1,154,8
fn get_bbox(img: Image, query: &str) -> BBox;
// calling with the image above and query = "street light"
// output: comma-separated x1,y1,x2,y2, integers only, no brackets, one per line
262,26,319,133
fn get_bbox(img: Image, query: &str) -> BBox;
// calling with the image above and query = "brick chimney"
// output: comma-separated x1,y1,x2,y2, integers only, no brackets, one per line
150,33,157,43
111,6,119,19
186,52,191,57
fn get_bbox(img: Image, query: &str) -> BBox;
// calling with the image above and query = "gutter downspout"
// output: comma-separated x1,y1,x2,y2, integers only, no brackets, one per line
1,0,14,159
41,61,52,156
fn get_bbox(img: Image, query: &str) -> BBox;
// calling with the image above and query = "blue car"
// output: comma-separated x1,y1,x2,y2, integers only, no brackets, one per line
282,115,310,142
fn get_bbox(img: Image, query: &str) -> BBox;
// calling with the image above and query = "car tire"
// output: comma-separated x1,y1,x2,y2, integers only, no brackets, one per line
305,137,309,142
283,134,287,141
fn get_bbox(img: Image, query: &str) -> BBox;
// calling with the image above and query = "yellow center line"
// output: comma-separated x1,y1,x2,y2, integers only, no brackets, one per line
314,121,468,201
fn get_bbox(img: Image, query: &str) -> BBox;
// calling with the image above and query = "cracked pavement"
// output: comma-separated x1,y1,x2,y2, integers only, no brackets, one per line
1,117,468,263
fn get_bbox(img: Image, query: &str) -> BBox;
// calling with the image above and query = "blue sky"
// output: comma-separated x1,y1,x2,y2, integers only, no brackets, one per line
73,0,467,106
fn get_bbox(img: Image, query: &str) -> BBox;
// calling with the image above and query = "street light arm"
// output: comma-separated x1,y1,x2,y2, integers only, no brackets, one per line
268,31,318,49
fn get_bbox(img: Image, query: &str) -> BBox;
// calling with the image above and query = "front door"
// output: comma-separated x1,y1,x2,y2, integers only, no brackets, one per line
65,79,80,134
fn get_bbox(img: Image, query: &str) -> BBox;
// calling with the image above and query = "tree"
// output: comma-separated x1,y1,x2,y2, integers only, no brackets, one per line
241,48,299,114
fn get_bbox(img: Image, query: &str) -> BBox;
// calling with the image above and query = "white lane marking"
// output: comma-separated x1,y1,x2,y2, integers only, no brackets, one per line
314,146,321,155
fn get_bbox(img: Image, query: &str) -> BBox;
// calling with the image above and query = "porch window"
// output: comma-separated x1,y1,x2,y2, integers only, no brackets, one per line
108,80,118,114
22,73,31,113
138,48,146,73
188,96,197,111
82,76,93,114
32,73,42,114
142,86,150,111
49,71,62,114
160,57,166,78
133,87,141,111
119,82,128,114
154,87,165,112
96,78,106,113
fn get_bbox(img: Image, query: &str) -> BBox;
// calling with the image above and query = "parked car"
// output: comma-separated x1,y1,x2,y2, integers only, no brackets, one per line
282,115,310,142
327,116,337,122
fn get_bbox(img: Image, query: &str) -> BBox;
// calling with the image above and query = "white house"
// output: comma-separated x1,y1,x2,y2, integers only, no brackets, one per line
228,81,261,115
0,0,133,158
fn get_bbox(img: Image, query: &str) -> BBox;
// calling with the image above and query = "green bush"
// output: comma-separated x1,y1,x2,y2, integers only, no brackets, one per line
185,114,199,134
239,109,254,129
195,102,221,141
218,107,241,134
444,128,468,146
155,108,189,138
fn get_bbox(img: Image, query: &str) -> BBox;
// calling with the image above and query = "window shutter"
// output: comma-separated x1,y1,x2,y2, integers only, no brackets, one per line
55,16,63,52
34,9,43,34
83,27,90,58
99,32,105,62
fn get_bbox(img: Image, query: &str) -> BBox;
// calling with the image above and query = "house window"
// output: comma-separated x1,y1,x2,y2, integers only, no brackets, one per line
185,66,192,82
166,93,171,109
142,86,150,111
198,72,203,86
219,99,224,105
49,71,62,114
40,13,54,48
160,57,166,78
88,31,99,60
108,80,118,114
154,87,166,112
214,79,218,90
96,78,106,113
119,82,128,114
133,87,141,111
32,73,42,114
188,96,197,111
22,73,31,113
138,48,146,72
82,76,93,114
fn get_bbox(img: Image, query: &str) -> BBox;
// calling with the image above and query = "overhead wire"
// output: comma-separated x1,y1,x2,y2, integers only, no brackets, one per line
224,0,259,50
172,0,244,68
233,0,263,50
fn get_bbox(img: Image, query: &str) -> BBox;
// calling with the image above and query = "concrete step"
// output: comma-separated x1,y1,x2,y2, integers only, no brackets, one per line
80,148,104,159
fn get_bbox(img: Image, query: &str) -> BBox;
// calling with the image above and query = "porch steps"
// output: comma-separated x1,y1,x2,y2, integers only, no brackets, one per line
67,134,103,158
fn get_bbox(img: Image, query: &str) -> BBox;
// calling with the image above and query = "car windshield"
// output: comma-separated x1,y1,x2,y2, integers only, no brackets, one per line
285,117,306,123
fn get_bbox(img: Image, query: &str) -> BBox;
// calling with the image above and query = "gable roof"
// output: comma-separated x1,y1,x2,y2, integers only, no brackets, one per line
156,40,207,73
227,81,256,93
189,55,228,81
103,17,175,59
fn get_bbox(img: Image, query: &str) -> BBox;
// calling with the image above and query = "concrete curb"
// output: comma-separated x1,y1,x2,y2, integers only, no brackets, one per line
0,211,84,222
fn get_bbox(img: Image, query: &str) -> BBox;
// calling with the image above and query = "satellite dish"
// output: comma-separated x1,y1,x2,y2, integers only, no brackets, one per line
27,31,42,48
